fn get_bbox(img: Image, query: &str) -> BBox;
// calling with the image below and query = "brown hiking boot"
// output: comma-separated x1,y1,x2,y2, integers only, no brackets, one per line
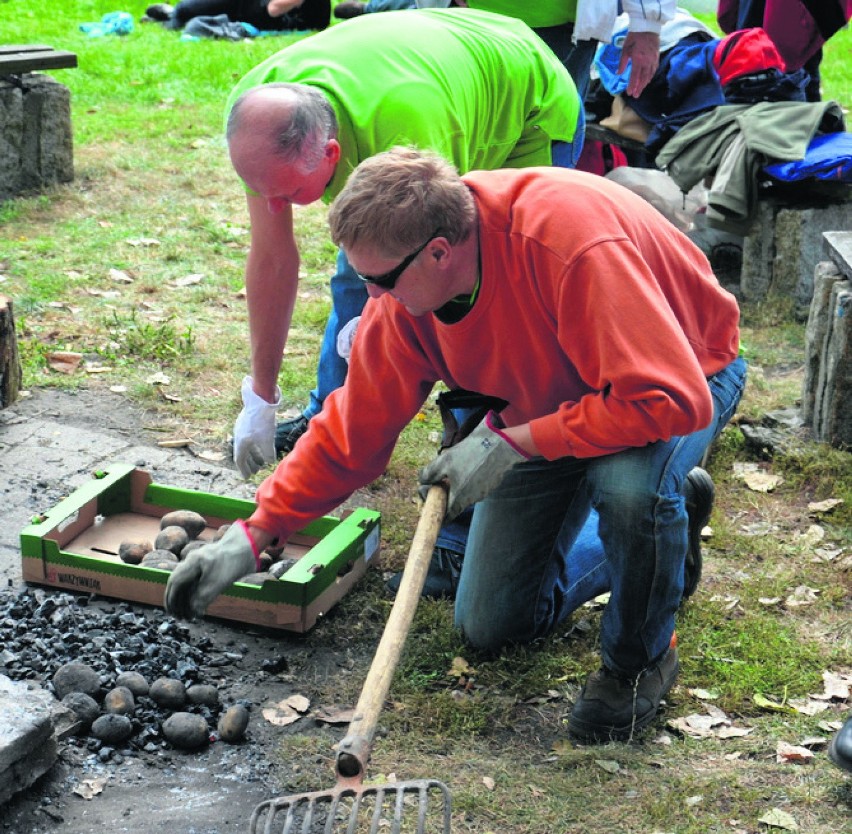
568,645,680,742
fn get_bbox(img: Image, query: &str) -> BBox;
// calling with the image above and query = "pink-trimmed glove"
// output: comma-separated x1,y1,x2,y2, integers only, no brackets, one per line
418,410,530,522
164,520,260,619
233,376,281,478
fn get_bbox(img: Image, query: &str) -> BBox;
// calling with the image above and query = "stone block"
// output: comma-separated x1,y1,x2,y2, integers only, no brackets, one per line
812,279,852,448
739,200,777,301
773,200,852,304
802,262,843,426
0,74,73,200
0,676,60,806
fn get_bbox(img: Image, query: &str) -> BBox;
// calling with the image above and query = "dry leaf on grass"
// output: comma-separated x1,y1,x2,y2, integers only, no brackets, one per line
784,585,819,608
108,267,133,283
47,351,83,373
812,670,852,701
757,807,798,831
172,273,204,287
807,497,843,514
775,741,814,764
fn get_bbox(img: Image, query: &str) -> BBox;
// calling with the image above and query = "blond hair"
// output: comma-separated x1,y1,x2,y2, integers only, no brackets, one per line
328,147,475,256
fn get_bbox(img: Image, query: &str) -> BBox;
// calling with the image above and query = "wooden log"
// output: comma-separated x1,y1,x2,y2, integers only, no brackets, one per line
0,295,22,408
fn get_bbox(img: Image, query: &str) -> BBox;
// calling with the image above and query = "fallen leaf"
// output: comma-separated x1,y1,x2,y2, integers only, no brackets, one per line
743,471,784,492
109,385,127,393
72,776,107,799
146,371,171,385
157,438,193,448
109,267,133,283
125,237,160,246
775,742,814,764
197,450,226,462
173,273,204,287
784,585,819,608
286,694,310,713
753,694,792,712
47,351,83,374
758,597,782,607
796,524,825,546
688,688,720,701
313,705,355,726
262,699,305,727
807,498,843,514
684,795,703,808
757,807,798,831
788,698,829,716
811,547,843,563
482,776,495,791
818,670,852,701
716,726,753,739
798,736,828,749
449,656,475,677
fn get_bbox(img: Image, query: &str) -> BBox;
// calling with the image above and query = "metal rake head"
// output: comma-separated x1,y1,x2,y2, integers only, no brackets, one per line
249,779,452,834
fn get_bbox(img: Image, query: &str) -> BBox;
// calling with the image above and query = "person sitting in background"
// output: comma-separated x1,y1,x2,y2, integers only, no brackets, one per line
165,147,746,743
143,0,331,32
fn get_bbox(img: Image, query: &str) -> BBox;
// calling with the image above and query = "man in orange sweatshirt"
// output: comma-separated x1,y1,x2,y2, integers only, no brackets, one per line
166,148,747,743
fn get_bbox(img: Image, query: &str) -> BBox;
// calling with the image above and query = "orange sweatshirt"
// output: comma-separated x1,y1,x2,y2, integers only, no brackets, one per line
250,168,740,540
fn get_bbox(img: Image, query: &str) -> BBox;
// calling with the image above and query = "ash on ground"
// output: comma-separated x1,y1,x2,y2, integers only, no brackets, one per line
0,584,317,831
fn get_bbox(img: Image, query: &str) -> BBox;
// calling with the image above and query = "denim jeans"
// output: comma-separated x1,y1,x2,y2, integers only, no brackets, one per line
454,357,747,676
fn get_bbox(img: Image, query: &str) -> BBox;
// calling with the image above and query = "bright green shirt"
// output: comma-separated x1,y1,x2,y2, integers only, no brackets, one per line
464,0,578,29
225,8,579,202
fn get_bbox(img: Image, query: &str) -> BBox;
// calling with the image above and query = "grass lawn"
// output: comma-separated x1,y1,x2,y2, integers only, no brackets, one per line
1,3,850,832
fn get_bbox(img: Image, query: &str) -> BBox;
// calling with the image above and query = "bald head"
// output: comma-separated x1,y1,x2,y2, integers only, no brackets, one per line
227,83,337,176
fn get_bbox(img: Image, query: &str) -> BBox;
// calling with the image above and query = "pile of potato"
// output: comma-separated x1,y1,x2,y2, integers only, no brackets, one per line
118,510,296,583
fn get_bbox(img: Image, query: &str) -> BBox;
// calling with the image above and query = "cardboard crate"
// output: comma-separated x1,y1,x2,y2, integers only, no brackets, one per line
20,464,381,632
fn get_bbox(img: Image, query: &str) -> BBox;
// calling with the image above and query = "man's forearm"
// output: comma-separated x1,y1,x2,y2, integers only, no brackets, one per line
245,257,299,402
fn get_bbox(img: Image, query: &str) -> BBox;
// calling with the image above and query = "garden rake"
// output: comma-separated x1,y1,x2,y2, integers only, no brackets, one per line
249,485,452,834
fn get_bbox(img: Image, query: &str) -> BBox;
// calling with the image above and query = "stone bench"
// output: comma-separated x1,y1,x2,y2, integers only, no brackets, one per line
0,45,78,201
585,122,851,309
802,231,852,449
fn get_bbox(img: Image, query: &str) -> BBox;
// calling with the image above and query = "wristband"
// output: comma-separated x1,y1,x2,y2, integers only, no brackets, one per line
236,519,263,571
485,410,531,459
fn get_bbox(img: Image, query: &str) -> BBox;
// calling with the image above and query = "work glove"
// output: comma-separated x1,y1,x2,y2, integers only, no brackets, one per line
419,410,529,523
233,375,281,478
164,520,259,620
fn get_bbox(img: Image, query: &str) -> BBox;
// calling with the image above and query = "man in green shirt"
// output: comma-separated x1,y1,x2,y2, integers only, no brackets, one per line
227,7,580,480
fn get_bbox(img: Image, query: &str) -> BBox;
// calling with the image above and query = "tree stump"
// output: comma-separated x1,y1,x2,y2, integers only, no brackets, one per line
0,295,22,408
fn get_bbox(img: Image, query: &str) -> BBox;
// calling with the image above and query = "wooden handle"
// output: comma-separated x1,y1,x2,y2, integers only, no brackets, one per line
335,485,447,783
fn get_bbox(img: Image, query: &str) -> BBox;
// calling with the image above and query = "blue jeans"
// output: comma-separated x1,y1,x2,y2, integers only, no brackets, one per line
454,357,748,676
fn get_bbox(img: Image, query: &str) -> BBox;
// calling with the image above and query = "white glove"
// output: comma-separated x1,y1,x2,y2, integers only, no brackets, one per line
233,375,280,478
164,521,258,619
336,316,360,364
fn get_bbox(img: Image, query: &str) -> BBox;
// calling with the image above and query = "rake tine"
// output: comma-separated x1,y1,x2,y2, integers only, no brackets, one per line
390,785,406,834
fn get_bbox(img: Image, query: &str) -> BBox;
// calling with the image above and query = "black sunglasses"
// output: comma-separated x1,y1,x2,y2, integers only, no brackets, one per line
355,232,439,290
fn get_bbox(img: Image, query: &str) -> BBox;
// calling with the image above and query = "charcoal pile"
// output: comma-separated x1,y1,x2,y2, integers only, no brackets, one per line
0,586,252,761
